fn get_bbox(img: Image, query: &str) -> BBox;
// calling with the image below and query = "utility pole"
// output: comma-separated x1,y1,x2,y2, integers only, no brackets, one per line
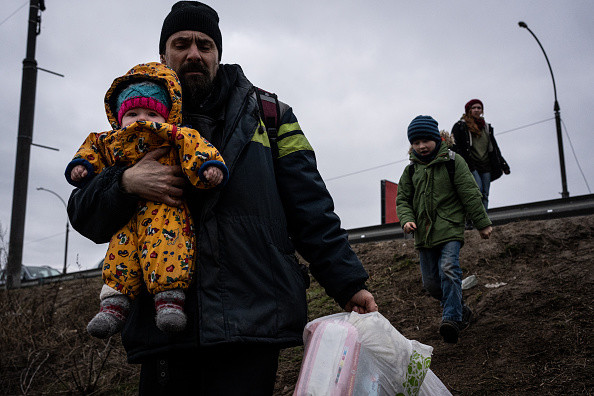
6,0,46,289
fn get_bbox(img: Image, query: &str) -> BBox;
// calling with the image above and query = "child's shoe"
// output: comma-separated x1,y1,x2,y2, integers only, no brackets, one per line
154,289,187,333
87,295,131,339
439,320,460,344
460,305,473,331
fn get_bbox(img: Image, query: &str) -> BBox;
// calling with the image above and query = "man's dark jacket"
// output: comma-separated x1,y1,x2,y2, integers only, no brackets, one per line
68,64,368,363
451,120,510,181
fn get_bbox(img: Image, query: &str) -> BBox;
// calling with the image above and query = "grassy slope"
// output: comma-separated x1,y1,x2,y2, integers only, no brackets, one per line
1,215,593,395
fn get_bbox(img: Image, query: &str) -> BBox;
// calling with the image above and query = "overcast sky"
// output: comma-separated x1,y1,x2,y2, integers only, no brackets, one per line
1,0,593,272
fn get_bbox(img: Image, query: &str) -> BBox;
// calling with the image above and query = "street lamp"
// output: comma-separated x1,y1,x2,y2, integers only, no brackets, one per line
36,187,69,274
518,21,569,198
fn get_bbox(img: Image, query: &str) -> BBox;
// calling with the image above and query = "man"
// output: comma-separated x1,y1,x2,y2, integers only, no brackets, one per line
68,2,377,395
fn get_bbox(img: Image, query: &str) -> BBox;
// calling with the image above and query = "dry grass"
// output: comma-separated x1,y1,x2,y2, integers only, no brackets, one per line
0,277,138,395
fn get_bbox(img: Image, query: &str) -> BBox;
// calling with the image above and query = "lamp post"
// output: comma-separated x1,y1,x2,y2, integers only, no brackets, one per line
36,187,69,274
518,21,569,199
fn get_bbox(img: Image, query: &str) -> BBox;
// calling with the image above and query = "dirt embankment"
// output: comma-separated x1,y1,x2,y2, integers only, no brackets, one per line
276,215,594,395
1,215,593,395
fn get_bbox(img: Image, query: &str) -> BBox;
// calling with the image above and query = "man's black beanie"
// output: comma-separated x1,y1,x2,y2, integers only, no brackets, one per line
159,1,222,60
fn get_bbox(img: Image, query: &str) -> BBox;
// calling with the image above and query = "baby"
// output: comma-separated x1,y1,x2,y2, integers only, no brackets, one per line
66,62,228,338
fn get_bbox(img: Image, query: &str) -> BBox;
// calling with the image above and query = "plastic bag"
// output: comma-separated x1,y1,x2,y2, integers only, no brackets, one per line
293,312,451,396
419,369,452,396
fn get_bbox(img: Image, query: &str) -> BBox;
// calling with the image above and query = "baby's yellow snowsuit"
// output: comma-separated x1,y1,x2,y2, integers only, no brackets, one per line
66,62,227,298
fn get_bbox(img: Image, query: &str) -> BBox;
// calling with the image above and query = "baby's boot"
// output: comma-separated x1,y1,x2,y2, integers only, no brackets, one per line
87,289,131,339
154,289,187,334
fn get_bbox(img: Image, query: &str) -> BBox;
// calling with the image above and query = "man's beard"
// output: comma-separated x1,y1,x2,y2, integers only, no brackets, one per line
178,62,215,105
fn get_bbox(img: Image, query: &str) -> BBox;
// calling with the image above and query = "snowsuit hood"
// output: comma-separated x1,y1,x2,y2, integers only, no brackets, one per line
104,62,183,129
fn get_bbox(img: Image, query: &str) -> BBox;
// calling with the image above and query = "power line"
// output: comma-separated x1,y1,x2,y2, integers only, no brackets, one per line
326,159,408,182
561,119,591,193
326,117,556,182
0,1,28,28
496,117,555,135
26,231,64,245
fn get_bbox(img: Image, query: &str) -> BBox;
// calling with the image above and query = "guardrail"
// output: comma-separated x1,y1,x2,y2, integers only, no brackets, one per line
5,194,594,288
347,193,594,243
3,268,102,289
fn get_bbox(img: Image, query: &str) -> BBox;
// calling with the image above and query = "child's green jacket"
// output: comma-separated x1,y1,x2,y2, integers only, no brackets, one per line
396,143,492,249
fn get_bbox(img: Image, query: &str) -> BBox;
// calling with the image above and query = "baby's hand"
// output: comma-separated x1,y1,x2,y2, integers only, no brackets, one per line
203,166,223,185
71,165,88,182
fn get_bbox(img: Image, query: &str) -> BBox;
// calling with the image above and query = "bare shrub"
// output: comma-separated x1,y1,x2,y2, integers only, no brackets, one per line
0,276,139,395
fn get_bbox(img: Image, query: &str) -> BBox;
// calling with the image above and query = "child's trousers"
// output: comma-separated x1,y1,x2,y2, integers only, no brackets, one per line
101,200,195,298
418,241,463,321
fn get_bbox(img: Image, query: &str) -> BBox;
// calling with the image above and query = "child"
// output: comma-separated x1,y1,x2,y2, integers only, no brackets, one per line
396,115,492,344
65,62,229,338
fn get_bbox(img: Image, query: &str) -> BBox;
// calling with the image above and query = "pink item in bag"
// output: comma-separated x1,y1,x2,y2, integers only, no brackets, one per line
294,320,361,395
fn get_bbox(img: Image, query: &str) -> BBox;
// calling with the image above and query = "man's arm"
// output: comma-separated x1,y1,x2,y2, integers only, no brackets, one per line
272,106,376,312
68,165,138,244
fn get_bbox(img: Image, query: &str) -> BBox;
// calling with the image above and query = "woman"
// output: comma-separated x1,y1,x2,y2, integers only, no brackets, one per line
452,99,510,211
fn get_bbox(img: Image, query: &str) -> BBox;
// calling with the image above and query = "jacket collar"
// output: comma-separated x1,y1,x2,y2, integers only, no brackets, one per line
410,142,450,166
201,64,258,175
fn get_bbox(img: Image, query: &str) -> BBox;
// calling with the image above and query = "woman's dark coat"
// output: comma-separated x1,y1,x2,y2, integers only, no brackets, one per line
451,120,510,181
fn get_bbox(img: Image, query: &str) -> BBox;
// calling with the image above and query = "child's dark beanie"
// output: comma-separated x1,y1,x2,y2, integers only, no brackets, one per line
160,1,222,60
407,115,441,143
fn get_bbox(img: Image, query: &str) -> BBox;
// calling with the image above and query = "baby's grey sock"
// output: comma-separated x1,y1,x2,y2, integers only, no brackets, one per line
154,289,187,334
87,295,131,339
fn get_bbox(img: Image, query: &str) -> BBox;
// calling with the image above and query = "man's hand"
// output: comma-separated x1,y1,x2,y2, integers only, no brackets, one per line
121,147,186,206
203,166,224,185
344,289,379,314
403,221,417,234
479,225,493,239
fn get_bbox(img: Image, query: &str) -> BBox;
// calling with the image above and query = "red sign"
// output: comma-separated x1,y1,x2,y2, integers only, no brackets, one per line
381,180,399,224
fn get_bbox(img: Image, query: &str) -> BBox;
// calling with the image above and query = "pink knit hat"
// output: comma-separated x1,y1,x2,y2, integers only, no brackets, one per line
116,81,171,125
